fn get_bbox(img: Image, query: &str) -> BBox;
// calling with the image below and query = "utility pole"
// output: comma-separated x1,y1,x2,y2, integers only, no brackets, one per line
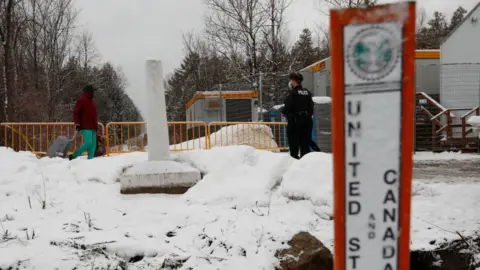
259,72,263,121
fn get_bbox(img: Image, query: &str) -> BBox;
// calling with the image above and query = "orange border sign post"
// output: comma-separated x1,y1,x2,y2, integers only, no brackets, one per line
330,2,415,270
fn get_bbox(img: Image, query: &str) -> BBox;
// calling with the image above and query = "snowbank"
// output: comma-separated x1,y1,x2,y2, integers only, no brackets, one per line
272,104,283,111
170,124,280,152
312,96,332,104
467,116,480,126
257,107,268,113
0,147,325,269
467,116,480,137
209,124,279,150
279,152,333,207
178,146,292,207
414,151,480,161
0,147,479,269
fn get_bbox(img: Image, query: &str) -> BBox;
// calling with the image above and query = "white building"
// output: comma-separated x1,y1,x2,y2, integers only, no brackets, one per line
440,2,480,110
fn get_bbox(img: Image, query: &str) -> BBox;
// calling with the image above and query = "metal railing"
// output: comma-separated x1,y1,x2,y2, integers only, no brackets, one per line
0,121,288,155
105,121,209,154
430,108,480,150
0,122,105,155
3,118,479,155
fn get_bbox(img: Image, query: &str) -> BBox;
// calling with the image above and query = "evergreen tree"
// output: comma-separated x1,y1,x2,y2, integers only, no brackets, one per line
416,7,468,49
448,6,468,32
290,28,317,71
95,63,141,123
166,50,229,121
416,11,449,49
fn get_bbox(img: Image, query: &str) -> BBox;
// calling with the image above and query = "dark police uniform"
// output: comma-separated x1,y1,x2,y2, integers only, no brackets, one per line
282,85,314,159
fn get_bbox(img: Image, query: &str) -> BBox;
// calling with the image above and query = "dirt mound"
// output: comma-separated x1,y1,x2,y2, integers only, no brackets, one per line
411,234,479,270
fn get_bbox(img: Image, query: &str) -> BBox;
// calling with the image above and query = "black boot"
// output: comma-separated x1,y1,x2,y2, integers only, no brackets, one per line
68,154,74,161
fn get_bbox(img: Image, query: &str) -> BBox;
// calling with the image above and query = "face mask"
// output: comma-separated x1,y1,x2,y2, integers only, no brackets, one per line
288,81,292,90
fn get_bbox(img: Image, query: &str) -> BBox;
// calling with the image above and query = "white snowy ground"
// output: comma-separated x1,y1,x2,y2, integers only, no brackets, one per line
0,147,479,269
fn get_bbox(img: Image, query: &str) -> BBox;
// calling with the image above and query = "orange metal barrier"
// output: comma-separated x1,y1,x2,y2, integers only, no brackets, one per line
0,122,105,155
105,121,209,155
208,122,288,151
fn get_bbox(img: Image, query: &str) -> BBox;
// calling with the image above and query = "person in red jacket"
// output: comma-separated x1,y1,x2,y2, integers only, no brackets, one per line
69,85,98,160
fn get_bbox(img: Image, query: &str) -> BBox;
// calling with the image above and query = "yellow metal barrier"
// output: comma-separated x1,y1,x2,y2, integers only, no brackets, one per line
105,121,209,155
208,122,288,151
1,121,289,155
0,122,105,155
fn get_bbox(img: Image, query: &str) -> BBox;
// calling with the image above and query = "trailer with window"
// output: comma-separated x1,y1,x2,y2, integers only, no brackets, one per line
185,90,259,124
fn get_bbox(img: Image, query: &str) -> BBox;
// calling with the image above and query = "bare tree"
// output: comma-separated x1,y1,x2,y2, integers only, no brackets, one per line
416,6,427,34
0,0,18,122
313,24,330,60
0,0,142,150
182,31,210,57
76,29,99,75
261,0,291,72
257,0,292,107
317,0,377,14
20,0,41,94
324,0,376,8
37,0,78,120
205,0,267,84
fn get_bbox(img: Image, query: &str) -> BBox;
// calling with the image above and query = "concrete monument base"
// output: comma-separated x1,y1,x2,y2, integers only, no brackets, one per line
120,160,201,194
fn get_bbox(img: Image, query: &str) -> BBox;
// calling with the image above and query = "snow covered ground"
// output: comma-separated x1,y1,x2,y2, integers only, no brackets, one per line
0,147,479,269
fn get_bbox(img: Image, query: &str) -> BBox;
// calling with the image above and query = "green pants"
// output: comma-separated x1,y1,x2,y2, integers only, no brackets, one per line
72,129,97,160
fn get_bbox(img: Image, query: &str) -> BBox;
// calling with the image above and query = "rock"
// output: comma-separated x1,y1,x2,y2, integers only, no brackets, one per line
411,235,480,270
276,231,333,270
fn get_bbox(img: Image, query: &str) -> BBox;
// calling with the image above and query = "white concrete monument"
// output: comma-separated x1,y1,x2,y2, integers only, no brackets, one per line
119,60,201,194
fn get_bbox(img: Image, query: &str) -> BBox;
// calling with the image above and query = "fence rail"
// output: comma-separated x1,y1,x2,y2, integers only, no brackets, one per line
1,121,288,156
2,117,479,155
105,121,210,154
1,122,105,155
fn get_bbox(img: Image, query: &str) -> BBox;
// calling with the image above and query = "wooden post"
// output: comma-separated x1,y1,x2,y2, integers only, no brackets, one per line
447,110,453,139
461,117,467,150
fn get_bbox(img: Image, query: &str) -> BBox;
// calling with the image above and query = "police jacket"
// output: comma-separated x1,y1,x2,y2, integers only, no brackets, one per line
282,85,314,119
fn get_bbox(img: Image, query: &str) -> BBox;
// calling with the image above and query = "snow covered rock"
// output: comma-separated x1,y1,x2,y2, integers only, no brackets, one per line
276,231,333,270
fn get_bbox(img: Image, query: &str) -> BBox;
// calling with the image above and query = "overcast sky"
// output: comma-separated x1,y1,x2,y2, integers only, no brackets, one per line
74,0,479,115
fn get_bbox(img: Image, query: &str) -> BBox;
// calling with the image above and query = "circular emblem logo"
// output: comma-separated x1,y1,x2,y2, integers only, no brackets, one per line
346,26,400,81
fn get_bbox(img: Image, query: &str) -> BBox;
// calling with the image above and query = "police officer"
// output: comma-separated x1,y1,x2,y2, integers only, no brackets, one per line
282,72,314,159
